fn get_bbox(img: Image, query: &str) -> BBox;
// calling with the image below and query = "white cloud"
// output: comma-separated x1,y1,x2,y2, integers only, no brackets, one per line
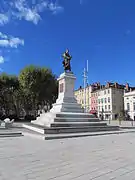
0,32,8,39
48,2,64,14
0,32,24,48
0,0,64,25
0,56,4,64
0,14,9,26
13,0,41,24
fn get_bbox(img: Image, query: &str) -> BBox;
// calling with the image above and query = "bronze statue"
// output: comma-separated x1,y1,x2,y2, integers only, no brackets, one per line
62,49,72,72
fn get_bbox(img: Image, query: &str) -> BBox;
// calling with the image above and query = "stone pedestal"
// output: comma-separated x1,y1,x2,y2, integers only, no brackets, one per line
50,72,83,113
31,72,83,127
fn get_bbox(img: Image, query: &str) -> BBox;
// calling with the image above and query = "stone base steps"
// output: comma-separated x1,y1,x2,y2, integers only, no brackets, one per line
22,128,135,140
51,122,107,127
55,113,95,118
25,112,120,140
54,117,100,122
23,123,119,135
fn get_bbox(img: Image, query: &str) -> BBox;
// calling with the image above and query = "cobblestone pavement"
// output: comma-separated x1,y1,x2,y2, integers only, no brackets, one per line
1,133,135,180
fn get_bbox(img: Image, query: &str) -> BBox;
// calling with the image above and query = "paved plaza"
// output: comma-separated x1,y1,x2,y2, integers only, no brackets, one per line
1,133,135,180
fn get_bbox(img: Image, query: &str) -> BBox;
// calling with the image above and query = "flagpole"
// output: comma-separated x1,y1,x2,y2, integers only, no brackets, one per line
83,60,89,113
83,68,86,112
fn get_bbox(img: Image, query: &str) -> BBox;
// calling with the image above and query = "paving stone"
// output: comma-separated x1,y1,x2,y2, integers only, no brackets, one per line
1,133,135,179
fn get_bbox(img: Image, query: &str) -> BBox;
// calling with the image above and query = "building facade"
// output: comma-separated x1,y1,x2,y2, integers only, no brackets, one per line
74,85,93,112
74,83,100,112
124,84,135,120
90,83,101,115
97,83,125,120
74,81,135,120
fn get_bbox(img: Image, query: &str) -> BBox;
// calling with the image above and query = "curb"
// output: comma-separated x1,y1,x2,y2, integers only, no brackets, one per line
0,132,23,138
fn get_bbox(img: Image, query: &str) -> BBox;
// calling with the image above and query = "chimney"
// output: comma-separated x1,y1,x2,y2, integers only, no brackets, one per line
125,83,129,91
115,82,118,88
107,82,110,88
79,86,82,89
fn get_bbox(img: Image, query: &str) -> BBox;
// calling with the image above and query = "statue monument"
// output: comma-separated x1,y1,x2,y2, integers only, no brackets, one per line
31,49,84,127
24,49,119,138
62,49,72,72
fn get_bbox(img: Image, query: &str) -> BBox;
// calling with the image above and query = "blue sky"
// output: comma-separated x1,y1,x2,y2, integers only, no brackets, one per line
0,0,135,88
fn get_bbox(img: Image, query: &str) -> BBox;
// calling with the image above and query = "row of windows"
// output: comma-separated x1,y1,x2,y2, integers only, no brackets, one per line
92,100,98,104
91,93,98,97
99,105,111,111
91,107,98,110
98,97,110,104
77,98,111,104
126,97,135,100
92,89,111,97
91,105,111,111
104,89,110,95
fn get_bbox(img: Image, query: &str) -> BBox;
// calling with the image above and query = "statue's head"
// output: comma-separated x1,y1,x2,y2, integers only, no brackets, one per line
66,49,69,53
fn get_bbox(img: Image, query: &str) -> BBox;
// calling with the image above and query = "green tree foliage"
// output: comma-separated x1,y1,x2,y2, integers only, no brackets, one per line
0,73,20,117
19,65,58,114
0,65,58,120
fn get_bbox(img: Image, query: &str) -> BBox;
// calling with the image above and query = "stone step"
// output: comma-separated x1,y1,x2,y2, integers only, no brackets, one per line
54,117,100,122
56,113,95,118
51,122,107,127
44,126,119,134
23,123,119,135
61,108,84,113
22,128,135,140
44,129,135,140
0,132,23,137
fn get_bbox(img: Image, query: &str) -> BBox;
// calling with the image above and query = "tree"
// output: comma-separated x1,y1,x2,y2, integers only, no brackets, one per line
18,65,58,115
0,73,20,118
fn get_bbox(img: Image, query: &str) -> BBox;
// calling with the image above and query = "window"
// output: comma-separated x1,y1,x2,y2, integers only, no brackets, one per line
105,105,107,110
104,90,106,95
108,105,110,110
101,98,103,103
108,97,110,103
133,102,135,111
127,103,130,111
98,99,100,104
108,89,110,94
99,106,100,110
105,98,107,103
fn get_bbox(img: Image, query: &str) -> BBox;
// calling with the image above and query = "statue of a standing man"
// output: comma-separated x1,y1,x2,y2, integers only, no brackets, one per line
62,49,72,72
